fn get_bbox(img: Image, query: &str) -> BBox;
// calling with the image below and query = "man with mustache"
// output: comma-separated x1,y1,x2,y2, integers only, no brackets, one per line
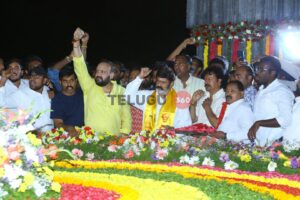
50,65,84,136
0,59,30,107
125,66,192,131
248,56,294,146
234,64,257,110
209,81,254,142
5,66,53,132
72,28,131,135
190,67,226,128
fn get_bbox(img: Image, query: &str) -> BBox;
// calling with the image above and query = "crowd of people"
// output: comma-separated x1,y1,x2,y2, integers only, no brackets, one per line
0,27,299,147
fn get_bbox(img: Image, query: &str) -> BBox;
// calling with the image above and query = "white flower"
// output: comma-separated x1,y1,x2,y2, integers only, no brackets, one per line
246,29,251,34
179,155,190,164
33,179,47,197
268,161,277,172
86,152,95,161
155,148,168,160
202,157,215,167
240,22,244,26
224,161,239,170
108,145,118,152
188,156,200,165
9,178,22,189
150,141,156,150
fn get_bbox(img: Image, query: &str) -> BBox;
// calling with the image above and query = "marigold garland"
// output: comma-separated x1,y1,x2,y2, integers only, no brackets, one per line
246,40,252,64
217,39,222,56
203,41,209,69
265,34,270,55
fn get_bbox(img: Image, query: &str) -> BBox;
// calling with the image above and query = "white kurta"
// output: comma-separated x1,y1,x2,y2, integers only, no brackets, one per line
125,77,192,129
5,87,53,132
254,79,294,146
173,75,205,97
195,89,225,126
0,79,29,107
218,99,254,142
283,96,300,143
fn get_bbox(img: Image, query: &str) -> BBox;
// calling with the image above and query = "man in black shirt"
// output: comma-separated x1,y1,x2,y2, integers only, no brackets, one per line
51,65,84,136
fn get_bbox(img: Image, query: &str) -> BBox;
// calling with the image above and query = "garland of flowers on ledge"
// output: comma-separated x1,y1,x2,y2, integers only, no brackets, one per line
55,160,300,200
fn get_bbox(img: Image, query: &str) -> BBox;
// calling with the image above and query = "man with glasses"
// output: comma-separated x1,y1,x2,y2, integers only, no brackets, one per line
248,56,294,146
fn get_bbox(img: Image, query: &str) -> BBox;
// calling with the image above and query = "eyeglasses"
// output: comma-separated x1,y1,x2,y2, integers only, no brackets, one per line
254,66,270,73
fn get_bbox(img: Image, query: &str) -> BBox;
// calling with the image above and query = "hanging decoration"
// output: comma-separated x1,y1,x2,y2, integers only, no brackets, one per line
231,39,239,62
209,40,217,60
217,39,222,56
246,40,252,64
265,34,270,55
203,40,209,69
269,34,275,55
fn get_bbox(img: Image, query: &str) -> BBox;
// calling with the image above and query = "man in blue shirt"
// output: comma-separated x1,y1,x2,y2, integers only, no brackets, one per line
51,65,84,136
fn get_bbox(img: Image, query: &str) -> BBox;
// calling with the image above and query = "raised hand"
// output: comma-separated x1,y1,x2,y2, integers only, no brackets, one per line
139,67,152,79
203,97,212,110
73,27,85,41
81,32,90,44
190,90,205,105
182,37,196,48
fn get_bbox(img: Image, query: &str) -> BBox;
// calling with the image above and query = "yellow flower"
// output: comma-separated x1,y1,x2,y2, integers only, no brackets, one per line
0,147,8,165
240,154,252,163
261,157,270,162
98,135,104,140
279,153,289,160
15,159,22,166
51,182,61,193
27,132,42,146
283,161,291,167
24,172,35,186
0,168,4,178
18,183,27,192
160,141,169,148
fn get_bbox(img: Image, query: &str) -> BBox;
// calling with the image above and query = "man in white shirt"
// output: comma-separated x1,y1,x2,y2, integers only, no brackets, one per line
6,66,53,132
125,66,192,131
210,81,254,142
0,59,29,107
283,91,300,144
173,55,205,97
248,56,294,146
190,67,226,128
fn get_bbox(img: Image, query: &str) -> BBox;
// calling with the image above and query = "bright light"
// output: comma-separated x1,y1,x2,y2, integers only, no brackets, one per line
279,31,300,62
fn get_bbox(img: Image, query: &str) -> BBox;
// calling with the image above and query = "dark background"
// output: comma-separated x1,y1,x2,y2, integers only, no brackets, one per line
0,0,194,67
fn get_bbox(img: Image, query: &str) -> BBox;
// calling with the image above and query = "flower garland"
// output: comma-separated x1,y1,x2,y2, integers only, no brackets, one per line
246,40,252,64
203,40,209,69
217,39,223,56
54,170,209,200
55,160,300,199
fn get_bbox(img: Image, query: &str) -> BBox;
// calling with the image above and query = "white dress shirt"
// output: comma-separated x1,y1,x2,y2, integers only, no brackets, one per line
0,79,29,107
173,75,205,97
195,89,225,126
218,99,254,142
5,87,53,132
254,79,294,146
125,77,192,129
283,96,300,142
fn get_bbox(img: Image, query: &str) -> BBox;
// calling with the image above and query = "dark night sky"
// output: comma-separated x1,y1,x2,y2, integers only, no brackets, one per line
0,0,194,67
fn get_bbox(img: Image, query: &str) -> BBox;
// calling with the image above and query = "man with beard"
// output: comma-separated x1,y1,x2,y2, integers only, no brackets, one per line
0,59,29,107
125,66,192,131
173,54,205,98
50,65,84,136
5,66,53,132
234,65,257,110
72,28,131,134
248,56,294,146
190,67,226,128
209,81,254,142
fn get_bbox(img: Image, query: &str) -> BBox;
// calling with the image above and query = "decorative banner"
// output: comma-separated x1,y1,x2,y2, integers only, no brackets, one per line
217,39,222,56
265,34,270,55
203,40,209,69
246,40,252,64
231,39,239,62
209,40,217,60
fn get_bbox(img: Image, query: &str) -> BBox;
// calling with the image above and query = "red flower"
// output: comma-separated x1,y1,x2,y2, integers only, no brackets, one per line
84,126,91,131
51,128,56,133
256,20,261,26
227,21,233,26
195,31,200,37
